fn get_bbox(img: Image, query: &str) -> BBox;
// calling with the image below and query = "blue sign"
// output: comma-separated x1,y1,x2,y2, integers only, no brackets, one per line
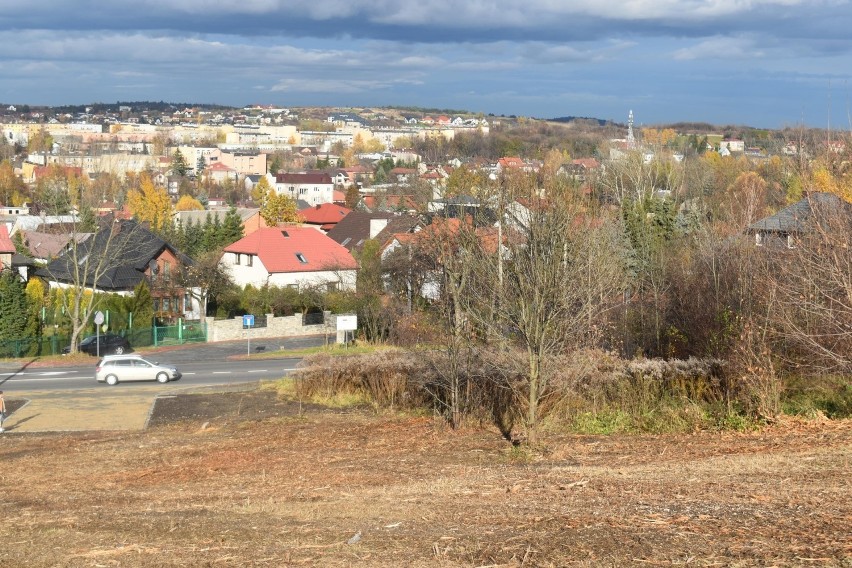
242,314,255,328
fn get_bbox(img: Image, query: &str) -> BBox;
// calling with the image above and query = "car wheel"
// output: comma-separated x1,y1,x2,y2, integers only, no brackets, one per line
105,374,119,386
156,372,169,384
113,346,125,355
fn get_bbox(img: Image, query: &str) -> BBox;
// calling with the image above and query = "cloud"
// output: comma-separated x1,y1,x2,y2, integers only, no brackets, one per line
673,36,764,60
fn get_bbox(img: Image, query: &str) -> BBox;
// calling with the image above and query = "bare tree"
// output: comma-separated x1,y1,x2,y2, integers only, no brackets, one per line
462,173,629,445
764,195,852,373
38,216,155,353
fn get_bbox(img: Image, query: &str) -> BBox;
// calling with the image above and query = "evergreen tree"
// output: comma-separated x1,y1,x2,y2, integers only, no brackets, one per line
0,269,29,341
171,149,189,177
221,207,245,247
78,205,98,233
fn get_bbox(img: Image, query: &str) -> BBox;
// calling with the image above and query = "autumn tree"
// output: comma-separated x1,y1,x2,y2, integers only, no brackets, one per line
259,189,301,226
175,194,204,211
126,172,173,232
0,160,27,206
250,176,272,205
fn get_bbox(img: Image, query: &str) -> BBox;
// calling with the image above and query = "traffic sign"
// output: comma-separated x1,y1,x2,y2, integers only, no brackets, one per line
243,314,255,328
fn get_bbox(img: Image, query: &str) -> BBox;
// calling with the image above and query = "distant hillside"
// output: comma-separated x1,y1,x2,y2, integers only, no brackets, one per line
547,116,611,127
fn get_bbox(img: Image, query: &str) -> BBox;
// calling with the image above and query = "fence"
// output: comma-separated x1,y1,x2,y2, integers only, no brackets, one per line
0,321,207,359
152,321,208,347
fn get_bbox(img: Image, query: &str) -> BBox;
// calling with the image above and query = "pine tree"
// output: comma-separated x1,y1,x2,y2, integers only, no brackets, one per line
0,269,29,341
221,207,245,247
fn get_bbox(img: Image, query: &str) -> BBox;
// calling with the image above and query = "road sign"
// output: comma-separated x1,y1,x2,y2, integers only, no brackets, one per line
94,311,105,325
337,314,357,331
242,314,255,328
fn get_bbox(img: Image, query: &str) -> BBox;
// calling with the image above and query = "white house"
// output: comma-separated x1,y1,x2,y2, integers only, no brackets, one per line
273,172,335,207
220,226,357,291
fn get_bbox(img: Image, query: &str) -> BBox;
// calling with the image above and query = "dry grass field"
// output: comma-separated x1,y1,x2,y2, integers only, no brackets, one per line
0,390,849,567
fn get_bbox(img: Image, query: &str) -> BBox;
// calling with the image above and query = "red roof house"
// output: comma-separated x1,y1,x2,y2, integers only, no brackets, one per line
298,203,352,231
221,226,357,290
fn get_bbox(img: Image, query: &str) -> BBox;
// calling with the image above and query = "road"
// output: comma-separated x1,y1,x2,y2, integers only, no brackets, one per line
1,357,303,391
0,336,327,433
0,335,326,393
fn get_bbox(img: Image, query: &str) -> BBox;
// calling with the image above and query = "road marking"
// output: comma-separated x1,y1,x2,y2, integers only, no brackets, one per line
5,376,89,383
247,370,268,373
212,371,232,374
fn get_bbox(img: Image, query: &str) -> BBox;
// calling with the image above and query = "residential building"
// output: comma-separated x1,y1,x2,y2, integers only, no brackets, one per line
220,226,357,291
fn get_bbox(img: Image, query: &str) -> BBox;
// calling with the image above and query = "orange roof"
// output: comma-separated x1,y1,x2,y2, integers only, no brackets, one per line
498,157,525,168
224,226,357,273
0,225,15,254
299,203,351,225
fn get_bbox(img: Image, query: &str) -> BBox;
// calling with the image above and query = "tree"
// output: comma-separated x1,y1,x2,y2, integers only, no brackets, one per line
175,194,204,211
344,184,360,209
171,149,189,177
251,176,272,205
763,196,852,373
259,189,301,226
39,219,159,354
462,174,628,445
0,160,26,207
126,172,173,232
445,165,486,197
0,269,29,343
220,207,245,247
175,250,234,324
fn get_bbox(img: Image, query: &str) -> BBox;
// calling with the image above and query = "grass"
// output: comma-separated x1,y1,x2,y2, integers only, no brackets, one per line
269,377,374,409
782,375,852,419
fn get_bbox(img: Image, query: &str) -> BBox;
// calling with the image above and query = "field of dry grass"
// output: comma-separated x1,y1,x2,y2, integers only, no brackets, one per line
0,393,849,567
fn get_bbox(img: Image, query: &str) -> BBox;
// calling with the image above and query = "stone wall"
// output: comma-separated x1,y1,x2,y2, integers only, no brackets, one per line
208,312,337,342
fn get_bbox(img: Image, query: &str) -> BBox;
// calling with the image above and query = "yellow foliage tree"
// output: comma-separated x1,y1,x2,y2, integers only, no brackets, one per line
251,176,272,205
175,194,204,211
126,172,173,231
259,189,301,226
810,166,852,203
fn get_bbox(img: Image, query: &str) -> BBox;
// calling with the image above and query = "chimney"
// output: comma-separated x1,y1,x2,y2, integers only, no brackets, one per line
369,218,389,239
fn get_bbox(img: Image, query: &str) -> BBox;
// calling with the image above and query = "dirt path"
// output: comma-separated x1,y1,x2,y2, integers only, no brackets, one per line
0,400,848,567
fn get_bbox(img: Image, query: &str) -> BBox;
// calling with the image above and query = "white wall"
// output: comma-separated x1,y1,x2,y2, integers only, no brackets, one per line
221,251,356,291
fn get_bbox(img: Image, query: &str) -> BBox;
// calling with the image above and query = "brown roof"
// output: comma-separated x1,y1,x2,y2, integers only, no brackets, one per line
275,172,333,185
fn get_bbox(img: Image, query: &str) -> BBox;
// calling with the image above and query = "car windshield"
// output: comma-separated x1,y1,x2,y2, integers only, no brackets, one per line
80,336,95,346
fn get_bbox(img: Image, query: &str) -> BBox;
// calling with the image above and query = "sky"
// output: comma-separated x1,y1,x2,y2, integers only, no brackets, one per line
1,1,851,129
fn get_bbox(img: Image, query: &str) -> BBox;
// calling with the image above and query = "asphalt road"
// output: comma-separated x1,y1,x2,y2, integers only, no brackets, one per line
0,334,327,390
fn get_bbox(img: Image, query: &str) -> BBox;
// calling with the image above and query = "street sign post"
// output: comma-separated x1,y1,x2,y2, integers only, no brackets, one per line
94,311,105,357
336,314,357,346
243,314,255,355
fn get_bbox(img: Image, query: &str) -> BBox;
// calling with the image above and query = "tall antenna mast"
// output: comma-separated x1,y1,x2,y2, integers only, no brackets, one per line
627,110,635,149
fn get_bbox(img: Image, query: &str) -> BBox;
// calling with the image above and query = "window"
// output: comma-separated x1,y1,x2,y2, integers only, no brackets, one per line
184,293,192,311
755,232,764,247
163,261,171,282
153,299,160,312
235,253,241,265
295,253,308,264
162,298,171,312
246,254,253,267
326,282,338,292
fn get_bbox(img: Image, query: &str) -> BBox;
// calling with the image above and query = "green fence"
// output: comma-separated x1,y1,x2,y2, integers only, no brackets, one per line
153,321,208,347
0,335,70,358
0,322,207,359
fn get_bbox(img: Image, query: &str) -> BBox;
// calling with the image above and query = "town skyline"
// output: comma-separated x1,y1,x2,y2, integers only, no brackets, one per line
2,1,851,130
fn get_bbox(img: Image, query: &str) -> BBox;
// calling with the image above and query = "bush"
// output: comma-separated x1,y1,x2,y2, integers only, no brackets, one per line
293,350,432,410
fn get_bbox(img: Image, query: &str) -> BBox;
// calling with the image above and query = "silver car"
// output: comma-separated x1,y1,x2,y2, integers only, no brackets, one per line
95,354,182,386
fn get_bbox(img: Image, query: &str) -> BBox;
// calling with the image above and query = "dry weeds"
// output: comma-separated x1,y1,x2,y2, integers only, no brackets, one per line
0,401,849,567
